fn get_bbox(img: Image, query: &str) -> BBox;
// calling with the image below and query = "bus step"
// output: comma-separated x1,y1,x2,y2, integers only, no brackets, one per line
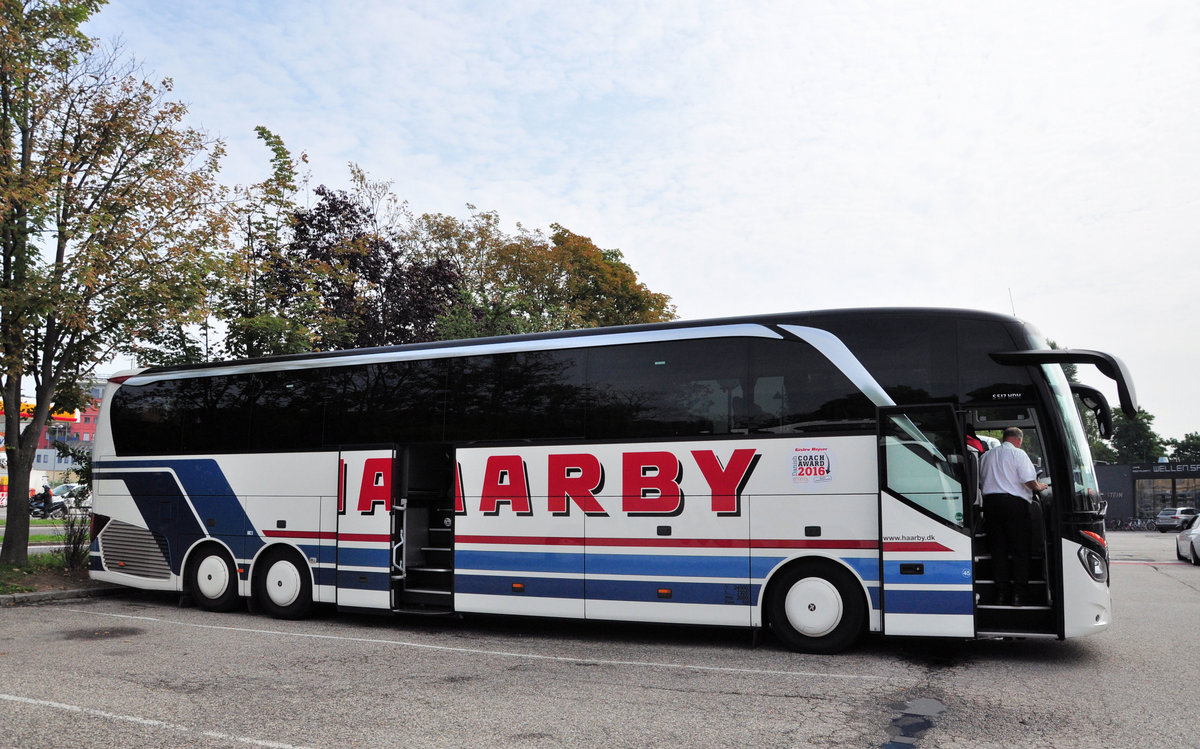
410,566,452,574
421,547,452,554
976,631,1059,640
977,603,1052,611
398,588,452,607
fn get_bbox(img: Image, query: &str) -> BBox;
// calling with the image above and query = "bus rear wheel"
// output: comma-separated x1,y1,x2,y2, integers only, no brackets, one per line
768,562,865,654
254,548,313,620
187,546,240,612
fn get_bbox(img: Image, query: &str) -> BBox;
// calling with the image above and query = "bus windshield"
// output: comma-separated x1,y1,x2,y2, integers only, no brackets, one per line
1042,363,1101,512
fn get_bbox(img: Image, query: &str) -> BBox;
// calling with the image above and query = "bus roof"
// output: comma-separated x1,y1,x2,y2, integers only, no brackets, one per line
124,307,1026,382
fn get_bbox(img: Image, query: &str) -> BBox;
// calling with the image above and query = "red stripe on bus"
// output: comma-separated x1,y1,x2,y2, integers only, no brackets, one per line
751,539,879,550
262,531,933,552
882,541,953,552
456,535,880,550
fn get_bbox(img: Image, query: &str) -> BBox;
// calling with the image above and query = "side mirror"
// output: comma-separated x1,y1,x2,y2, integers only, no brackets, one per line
1071,384,1114,440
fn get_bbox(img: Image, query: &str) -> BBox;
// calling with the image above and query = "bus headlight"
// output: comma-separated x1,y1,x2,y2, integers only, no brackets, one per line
1077,547,1108,583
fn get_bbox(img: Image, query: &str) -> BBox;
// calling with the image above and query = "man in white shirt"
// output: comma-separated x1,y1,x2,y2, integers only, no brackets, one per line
979,426,1048,606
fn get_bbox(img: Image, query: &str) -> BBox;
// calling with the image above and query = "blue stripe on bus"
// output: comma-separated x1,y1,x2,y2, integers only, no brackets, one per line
456,574,585,599
315,567,337,587
883,589,973,615
455,574,757,606
456,550,585,574
455,550,749,578
587,579,755,605
588,553,748,578
336,547,390,568
296,543,337,566
336,569,390,591
95,459,264,573
882,560,972,585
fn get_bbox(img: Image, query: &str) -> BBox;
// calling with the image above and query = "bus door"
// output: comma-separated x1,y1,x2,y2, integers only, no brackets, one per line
877,406,975,638
335,448,397,610
392,444,456,611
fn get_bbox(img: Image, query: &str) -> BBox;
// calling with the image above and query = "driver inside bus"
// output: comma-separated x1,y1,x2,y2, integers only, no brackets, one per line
979,426,1048,606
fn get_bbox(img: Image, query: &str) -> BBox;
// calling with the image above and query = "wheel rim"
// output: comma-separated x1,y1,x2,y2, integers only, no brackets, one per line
195,554,231,600
783,575,844,638
265,559,302,608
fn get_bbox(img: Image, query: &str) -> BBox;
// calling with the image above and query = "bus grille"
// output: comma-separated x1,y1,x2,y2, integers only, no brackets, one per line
98,521,172,580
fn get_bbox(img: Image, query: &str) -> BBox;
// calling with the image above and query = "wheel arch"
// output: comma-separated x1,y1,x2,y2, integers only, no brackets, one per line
180,538,240,595
758,553,872,628
249,542,315,590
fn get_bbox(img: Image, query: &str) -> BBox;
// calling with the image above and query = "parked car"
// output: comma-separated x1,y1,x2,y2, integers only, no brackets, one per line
1176,515,1200,564
51,482,90,511
1156,506,1198,532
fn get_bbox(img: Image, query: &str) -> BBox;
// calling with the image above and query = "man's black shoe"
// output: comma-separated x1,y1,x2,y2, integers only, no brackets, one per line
1010,593,1025,607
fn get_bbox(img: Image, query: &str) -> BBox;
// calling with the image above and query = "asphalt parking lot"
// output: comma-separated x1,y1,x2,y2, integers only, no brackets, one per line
1,531,1196,748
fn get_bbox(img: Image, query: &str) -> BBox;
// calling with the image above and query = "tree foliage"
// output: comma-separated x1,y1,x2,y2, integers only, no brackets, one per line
409,207,676,338
1110,408,1167,465
280,184,461,349
1167,433,1200,463
209,125,311,360
1,1,224,563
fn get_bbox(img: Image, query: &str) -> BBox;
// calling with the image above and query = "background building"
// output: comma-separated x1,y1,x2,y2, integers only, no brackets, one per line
1097,461,1200,520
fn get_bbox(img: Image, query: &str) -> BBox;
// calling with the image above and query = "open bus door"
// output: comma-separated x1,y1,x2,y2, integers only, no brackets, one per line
335,448,397,610
877,405,976,638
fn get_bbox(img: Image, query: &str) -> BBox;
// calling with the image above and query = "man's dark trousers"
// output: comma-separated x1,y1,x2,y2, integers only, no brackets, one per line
983,492,1031,602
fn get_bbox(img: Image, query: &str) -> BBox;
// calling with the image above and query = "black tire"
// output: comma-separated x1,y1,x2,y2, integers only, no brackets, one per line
49,507,66,520
1192,542,1200,567
767,561,866,654
254,548,313,620
186,546,241,612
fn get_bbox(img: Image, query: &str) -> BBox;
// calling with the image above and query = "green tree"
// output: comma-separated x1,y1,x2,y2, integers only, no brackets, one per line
409,208,677,338
1,3,224,563
212,126,315,360
1110,408,1167,464
1167,432,1200,462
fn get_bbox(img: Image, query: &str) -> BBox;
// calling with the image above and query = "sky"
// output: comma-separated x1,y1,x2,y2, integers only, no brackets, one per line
81,1,1200,441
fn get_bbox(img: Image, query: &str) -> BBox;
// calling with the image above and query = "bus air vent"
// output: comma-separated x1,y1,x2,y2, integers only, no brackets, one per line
98,520,171,580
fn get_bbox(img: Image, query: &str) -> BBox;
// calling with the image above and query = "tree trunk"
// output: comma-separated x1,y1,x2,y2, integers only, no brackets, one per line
0,449,32,565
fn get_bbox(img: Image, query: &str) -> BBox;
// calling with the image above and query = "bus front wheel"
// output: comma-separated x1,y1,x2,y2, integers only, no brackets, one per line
186,546,240,612
768,562,865,654
254,548,313,620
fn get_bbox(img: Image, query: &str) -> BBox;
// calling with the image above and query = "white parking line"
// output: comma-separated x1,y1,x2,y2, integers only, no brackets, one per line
68,608,889,681
0,693,313,749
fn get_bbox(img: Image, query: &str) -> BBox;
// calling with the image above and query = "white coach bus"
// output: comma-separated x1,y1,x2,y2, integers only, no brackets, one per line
88,308,1135,653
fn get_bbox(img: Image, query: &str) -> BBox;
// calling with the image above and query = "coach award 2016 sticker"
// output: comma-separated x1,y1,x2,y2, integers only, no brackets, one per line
792,446,832,483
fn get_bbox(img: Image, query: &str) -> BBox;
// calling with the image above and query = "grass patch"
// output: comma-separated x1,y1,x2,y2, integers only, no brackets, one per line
0,555,67,595
29,534,65,544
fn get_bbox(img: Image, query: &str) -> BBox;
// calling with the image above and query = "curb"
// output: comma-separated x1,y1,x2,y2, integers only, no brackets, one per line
0,585,124,607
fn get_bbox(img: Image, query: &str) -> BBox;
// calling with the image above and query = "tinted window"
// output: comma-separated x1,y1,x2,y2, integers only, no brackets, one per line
817,315,1033,407
111,379,183,455
179,375,254,453
747,338,873,433
326,360,446,446
956,318,1033,403
587,339,747,439
819,316,957,404
251,369,326,451
445,350,585,442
